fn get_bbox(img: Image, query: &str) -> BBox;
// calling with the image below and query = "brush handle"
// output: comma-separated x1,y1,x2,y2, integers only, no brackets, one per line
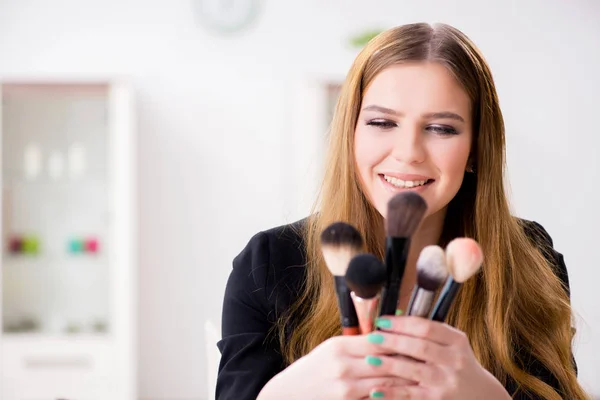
342,326,360,335
386,236,409,282
406,285,419,315
351,292,380,334
379,283,400,316
428,279,461,322
407,288,435,317
334,276,359,334
378,237,409,316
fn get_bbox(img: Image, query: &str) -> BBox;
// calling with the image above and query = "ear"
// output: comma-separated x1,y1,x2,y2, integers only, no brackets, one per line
465,156,476,173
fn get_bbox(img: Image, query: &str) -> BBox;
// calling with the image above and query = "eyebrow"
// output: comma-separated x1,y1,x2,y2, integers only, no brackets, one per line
362,105,402,116
362,105,465,123
423,112,465,123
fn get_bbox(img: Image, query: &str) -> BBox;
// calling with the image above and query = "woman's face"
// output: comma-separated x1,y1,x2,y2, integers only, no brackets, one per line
354,62,473,221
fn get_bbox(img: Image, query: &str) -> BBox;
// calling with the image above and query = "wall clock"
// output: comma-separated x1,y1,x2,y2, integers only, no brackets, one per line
195,0,262,35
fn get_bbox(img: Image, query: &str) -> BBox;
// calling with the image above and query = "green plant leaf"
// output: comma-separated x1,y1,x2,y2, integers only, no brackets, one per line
349,29,384,48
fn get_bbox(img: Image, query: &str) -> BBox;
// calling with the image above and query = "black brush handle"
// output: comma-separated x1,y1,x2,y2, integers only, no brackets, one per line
387,236,409,282
334,276,359,329
428,279,461,322
378,236,409,316
378,283,400,316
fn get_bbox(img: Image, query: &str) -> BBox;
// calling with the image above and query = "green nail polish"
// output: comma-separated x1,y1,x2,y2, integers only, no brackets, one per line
365,355,383,366
367,333,384,344
395,309,403,316
371,391,385,398
375,318,392,329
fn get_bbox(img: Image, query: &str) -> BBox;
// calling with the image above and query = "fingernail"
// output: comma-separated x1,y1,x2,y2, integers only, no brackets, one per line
375,318,392,329
395,309,403,316
365,355,383,366
367,333,384,344
370,390,385,398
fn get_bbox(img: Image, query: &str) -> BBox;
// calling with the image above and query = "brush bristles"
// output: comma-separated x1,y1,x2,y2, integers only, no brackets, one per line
322,246,359,277
386,192,428,237
416,245,449,291
445,238,484,283
320,222,363,248
320,222,364,276
345,253,387,299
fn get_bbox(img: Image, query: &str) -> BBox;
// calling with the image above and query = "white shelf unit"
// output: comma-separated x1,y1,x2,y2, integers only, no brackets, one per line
0,80,137,400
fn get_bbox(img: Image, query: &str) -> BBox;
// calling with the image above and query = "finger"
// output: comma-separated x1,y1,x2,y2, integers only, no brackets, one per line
377,354,444,385
376,315,467,346
368,385,430,399
334,356,416,384
337,377,417,399
362,332,458,366
338,353,445,386
318,334,381,358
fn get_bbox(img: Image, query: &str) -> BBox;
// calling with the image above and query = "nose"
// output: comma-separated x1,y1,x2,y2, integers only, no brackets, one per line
390,123,426,164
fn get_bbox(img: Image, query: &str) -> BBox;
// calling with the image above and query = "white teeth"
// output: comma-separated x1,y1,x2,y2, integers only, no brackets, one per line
383,175,428,188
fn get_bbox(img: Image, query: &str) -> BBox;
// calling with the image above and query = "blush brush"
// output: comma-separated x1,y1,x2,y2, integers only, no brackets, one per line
320,222,364,335
345,253,387,334
378,192,428,316
406,245,448,317
428,238,484,322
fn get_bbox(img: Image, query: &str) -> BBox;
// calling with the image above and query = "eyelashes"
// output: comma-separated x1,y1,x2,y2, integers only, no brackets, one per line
366,120,397,129
426,125,459,135
366,119,459,136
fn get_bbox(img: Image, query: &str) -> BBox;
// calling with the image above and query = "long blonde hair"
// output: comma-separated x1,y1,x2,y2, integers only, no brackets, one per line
277,23,587,399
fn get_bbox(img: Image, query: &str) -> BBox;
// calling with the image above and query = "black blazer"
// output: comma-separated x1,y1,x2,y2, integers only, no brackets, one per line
216,218,574,400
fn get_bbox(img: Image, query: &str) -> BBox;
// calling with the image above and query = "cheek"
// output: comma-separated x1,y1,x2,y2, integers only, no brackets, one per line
354,128,389,176
430,136,471,185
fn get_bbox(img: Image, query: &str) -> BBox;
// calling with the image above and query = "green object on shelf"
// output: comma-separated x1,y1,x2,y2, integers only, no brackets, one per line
22,236,40,254
349,29,384,48
69,239,85,253
65,322,82,334
92,319,108,333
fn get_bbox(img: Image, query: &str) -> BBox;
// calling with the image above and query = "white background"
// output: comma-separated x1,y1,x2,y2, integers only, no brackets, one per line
1,0,598,398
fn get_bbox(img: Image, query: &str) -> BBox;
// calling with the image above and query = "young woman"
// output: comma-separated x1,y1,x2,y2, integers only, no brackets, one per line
216,22,588,400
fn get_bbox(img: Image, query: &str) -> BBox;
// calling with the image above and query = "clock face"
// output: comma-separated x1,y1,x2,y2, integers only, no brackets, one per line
195,0,261,34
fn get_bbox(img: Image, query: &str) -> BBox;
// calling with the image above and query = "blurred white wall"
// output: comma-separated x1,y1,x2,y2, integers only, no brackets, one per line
1,0,599,398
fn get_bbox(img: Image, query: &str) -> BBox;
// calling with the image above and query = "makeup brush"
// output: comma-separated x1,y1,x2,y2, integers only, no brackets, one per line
428,238,484,322
320,222,364,335
345,253,387,334
407,245,448,317
378,192,428,316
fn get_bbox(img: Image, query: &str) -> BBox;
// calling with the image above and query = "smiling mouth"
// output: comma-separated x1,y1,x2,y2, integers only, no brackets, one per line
379,174,435,189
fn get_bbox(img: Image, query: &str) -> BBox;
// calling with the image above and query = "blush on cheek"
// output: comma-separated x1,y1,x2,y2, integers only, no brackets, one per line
354,132,381,188
355,136,386,168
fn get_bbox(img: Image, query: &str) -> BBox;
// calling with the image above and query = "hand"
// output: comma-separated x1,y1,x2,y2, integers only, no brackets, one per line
257,334,414,400
363,316,512,399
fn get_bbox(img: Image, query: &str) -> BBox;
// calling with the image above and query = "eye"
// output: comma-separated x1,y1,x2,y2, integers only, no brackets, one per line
426,125,459,136
366,119,397,129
